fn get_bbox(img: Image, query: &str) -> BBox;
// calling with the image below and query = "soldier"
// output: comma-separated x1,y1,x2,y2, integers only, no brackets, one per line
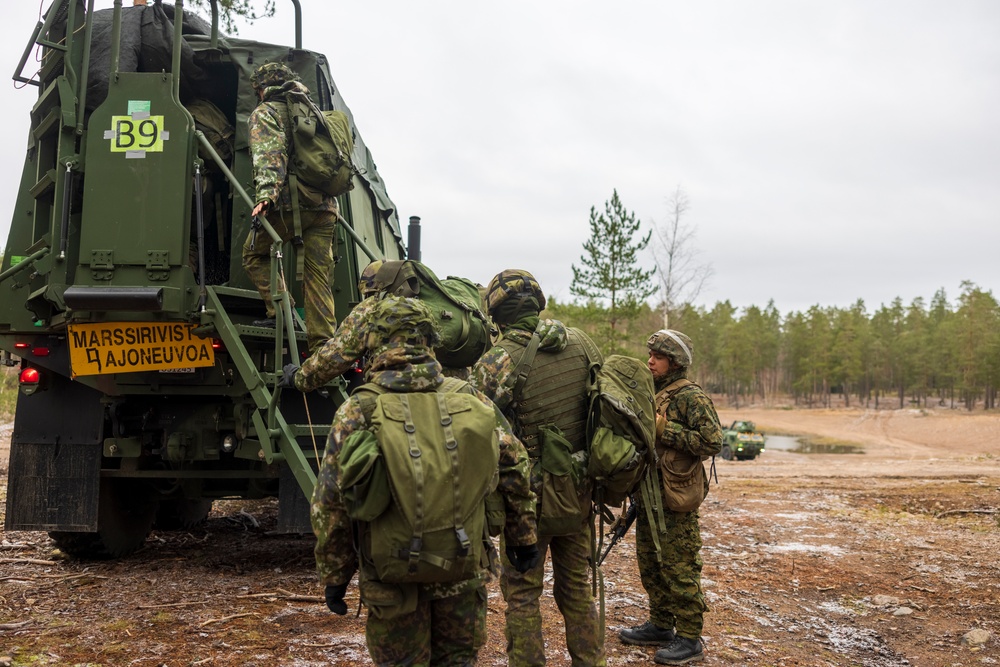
470,269,606,667
307,296,539,666
242,62,339,354
619,329,722,665
283,259,477,392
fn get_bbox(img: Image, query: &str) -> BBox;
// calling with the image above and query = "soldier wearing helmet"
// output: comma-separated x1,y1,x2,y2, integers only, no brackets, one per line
472,269,606,667
357,259,385,299
309,296,538,666
620,329,722,665
241,61,340,354
281,260,477,393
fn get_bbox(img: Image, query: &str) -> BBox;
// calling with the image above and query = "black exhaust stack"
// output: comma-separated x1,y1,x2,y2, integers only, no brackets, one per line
407,216,421,261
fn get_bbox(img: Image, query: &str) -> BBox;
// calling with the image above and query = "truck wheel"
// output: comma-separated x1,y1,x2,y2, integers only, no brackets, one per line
721,445,734,461
154,499,213,530
49,479,156,559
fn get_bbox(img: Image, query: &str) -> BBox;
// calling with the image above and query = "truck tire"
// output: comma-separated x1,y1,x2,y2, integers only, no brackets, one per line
721,445,734,461
154,499,213,530
49,479,157,559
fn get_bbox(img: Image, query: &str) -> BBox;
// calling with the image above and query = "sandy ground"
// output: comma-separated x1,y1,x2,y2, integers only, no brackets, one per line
0,406,998,666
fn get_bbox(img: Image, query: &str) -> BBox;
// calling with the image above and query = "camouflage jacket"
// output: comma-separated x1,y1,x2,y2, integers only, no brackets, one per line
249,81,337,213
654,369,723,459
310,347,537,598
295,296,377,392
295,296,473,392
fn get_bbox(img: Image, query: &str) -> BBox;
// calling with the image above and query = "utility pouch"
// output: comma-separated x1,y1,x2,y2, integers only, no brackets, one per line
358,578,418,620
537,424,590,536
485,489,505,537
659,448,708,513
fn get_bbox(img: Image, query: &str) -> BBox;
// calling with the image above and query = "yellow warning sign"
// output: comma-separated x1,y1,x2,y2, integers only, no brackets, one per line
68,322,214,376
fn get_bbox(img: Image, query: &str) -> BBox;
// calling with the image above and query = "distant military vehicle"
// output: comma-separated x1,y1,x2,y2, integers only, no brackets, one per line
1,0,413,557
721,420,766,461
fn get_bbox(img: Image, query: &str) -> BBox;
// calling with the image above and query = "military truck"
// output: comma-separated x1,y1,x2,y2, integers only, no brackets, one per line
0,0,412,557
721,420,766,461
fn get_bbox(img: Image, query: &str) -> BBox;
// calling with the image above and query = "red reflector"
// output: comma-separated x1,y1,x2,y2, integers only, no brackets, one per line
20,367,40,384
212,338,224,351
14,342,29,350
32,347,50,357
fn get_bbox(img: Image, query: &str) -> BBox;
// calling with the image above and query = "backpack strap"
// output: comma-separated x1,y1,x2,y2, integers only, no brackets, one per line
280,98,306,282
507,332,542,405
353,382,386,425
655,378,694,411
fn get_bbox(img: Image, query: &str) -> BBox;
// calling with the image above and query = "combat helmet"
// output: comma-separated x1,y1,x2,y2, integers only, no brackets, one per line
358,260,385,298
250,62,298,90
485,269,546,317
364,295,441,351
647,329,693,368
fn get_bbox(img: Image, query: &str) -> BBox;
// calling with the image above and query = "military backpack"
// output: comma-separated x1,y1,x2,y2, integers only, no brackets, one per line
586,354,657,507
374,260,491,368
284,89,356,198
339,378,499,584
186,98,234,165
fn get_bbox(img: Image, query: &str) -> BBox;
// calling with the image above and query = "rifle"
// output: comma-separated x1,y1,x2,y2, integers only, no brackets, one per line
598,498,638,566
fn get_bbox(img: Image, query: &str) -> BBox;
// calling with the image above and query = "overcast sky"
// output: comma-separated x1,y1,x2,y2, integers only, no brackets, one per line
3,1,998,316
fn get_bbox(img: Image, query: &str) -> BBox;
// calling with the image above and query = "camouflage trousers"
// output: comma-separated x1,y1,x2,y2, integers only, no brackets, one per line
365,586,486,667
635,500,707,638
500,524,606,666
241,207,338,353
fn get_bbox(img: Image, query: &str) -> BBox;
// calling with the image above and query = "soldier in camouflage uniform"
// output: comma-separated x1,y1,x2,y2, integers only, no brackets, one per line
283,260,478,391
619,329,722,665
242,62,339,354
471,269,607,667
310,295,539,666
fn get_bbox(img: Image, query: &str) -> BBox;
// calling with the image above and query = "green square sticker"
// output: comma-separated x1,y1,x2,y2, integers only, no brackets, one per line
127,100,151,115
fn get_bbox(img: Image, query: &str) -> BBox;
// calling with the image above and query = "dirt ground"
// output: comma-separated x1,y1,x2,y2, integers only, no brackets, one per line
1,406,998,666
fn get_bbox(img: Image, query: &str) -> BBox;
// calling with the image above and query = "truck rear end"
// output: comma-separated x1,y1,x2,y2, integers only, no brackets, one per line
1,0,406,557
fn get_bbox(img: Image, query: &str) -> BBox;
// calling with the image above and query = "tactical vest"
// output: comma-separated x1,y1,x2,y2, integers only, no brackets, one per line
498,328,593,458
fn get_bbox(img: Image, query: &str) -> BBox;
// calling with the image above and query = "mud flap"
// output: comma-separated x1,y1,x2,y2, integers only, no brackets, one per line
6,373,105,531
5,442,103,531
276,462,314,534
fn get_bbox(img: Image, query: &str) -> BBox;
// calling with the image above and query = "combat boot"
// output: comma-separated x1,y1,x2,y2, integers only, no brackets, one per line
618,620,675,646
653,636,704,665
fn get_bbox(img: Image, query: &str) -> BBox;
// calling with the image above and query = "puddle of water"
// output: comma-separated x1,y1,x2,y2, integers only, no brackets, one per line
765,435,864,455
766,542,846,556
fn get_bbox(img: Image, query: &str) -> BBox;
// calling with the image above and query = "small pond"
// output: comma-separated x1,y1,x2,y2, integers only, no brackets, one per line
764,435,865,455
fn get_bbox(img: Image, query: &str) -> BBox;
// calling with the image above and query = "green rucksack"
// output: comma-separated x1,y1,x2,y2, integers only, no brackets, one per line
186,98,234,165
586,354,657,507
374,260,491,368
284,90,356,197
343,379,500,584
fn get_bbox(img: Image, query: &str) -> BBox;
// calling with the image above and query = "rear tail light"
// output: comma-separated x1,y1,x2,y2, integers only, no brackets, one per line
19,366,41,395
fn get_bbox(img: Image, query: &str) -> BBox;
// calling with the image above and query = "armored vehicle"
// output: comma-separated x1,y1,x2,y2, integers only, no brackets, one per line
721,420,766,461
0,0,412,557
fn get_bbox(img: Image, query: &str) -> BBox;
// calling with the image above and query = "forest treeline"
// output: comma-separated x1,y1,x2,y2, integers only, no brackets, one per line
546,282,999,411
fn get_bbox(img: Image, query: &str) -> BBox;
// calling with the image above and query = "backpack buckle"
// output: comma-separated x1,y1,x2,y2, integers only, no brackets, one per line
454,527,471,556
291,235,304,247
407,537,423,573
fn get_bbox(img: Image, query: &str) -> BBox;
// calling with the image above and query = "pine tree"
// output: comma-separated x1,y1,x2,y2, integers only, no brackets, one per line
570,190,656,347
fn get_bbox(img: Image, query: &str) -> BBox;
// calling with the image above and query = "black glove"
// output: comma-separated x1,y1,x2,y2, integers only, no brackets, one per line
324,583,348,615
278,363,300,389
505,543,541,573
